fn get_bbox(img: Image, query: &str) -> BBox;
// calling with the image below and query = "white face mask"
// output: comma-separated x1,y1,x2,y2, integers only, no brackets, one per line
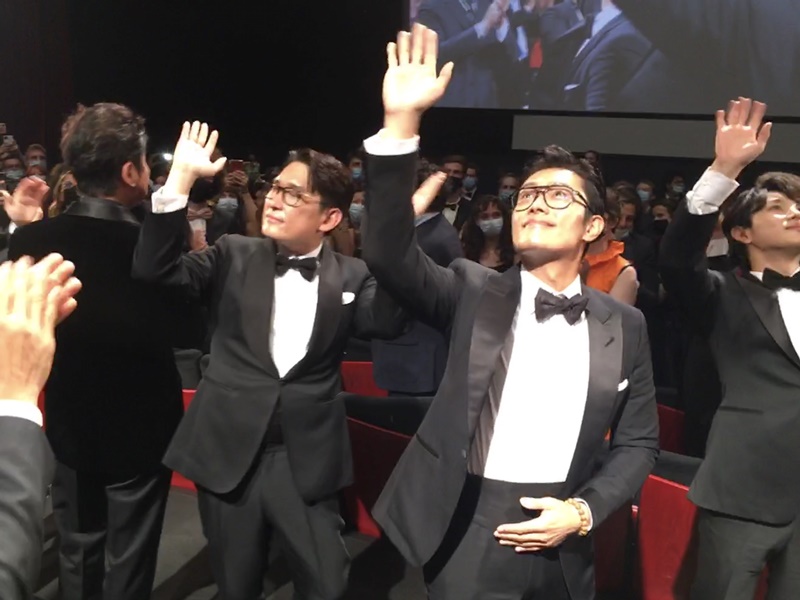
478,217,503,237
217,196,239,210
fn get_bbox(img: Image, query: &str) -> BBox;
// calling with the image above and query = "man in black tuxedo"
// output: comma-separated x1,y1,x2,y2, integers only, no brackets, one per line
362,25,658,599
660,98,800,599
0,254,80,600
7,104,184,600
132,123,405,600
417,0,522,108
372,161,463,396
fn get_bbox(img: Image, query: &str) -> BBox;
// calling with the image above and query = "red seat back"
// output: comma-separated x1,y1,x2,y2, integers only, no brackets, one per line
657,404,685,454
341,361,387,397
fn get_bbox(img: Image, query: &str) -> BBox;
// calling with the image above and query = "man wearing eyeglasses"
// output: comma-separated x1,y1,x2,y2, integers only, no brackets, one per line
132,126,405,600
360,24,658,599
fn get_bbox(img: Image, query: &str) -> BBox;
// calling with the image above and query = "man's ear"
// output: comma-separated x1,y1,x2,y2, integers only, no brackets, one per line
730,225,751,245
318,207,343,234
583,214,605,244
120,161,141,188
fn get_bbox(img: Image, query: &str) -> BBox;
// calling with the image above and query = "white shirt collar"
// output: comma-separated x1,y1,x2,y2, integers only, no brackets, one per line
282,243,323,260
520,270,583,315
751,268,800,281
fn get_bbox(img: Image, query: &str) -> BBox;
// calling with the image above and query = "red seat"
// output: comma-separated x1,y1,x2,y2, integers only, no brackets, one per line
637,475,767,600
344,418,411,538
657,404,685,454
341,361,387,398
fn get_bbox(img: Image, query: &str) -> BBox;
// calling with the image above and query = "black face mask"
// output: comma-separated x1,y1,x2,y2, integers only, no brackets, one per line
651,219,669,235
443,175,463,196
189,177,221,203
62,187,79,210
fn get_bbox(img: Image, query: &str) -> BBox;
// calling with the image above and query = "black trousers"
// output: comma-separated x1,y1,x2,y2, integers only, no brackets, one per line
51,461,172,600
423,475,571,600
197,446,349,600
691,509,800,600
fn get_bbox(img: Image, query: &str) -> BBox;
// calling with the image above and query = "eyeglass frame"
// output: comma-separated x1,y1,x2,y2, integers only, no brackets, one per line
510,184,598,214
266,180,322,208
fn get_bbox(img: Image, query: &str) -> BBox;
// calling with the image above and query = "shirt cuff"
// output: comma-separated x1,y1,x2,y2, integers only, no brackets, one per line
685,168,740,216
496,18,510,42
574,497,594,531
474,22,489,39
363,130,420,157
151,187,189,214
8,222,17,234
0,401,43,427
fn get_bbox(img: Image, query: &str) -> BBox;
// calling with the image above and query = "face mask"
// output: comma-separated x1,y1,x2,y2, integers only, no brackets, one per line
351,167,363,181
62,187,79,209
4,169,23,181
443,175,463,196
348,203,364,226
217,196,239,211
498,190,515,205
615,227,632,241
29,158,46,169
478,217,503,237
671,184,685,195
637,189,651,203
463,176,477,192
651,219,669,235
706,237,729,258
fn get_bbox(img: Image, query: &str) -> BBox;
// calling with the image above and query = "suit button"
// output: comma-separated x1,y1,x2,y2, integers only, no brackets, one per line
462,449,467,459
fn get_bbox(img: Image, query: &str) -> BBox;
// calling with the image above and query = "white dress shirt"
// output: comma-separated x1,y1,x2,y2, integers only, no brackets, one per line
575,4,621,57
471,272,591,483
150,188,321,378
686,169,800,354
0,402,43,426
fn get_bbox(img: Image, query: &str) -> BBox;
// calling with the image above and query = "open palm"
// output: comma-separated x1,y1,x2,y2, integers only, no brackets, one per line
171,121,227,179
383,24,454,116
715,97,772,169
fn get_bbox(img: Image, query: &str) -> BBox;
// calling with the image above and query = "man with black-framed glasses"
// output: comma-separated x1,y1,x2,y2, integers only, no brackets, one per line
361,23,659,599
132,124,406,600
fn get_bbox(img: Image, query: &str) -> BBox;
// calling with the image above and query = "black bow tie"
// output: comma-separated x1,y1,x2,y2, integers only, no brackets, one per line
762,268,800,292
275,255,318,281
534,289,589,325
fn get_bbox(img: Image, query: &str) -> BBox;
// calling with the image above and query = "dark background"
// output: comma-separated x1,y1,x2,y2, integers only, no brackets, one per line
2,0,797,190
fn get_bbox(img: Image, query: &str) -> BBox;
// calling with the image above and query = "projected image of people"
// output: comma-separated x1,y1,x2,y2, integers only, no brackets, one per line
414,0,799,116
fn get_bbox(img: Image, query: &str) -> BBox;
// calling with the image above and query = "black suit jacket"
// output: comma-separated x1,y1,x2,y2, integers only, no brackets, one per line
372,213,463,394
562,14,652,111
417,0,520,108
132,209,405,503
614,0,798,115
0,417,53,600
660,205,800,525
362,150,659,600
9,198,184,476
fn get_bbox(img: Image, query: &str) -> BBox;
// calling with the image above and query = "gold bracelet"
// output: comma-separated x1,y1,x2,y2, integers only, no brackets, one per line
565,498,591,537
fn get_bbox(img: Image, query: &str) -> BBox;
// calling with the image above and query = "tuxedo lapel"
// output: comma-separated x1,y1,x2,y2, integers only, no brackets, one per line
566,288,622,483
284,246,343,380
466,267,521,437
571,13,625,73
241,239,279,377
737,274,800,368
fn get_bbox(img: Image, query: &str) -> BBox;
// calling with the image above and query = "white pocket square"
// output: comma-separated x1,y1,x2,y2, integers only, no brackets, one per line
617,379,629,392
342,292,355,305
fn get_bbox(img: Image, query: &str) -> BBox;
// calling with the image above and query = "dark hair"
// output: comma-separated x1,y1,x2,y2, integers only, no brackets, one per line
441,155,467,169
754,171,800,201
346,148,365,165
1,150,24,166
524,145,605,216
722,187,769,269
650,198,675,216
284,148,352,213
498,172,520,186
25,143,47,156
604,185,622,224
60,103,147,197
416,159,448,213
461,195,515,268
466,162,479,174
617,186,644,222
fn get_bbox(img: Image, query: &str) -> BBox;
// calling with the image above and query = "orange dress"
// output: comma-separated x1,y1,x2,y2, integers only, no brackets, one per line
585,240,632,294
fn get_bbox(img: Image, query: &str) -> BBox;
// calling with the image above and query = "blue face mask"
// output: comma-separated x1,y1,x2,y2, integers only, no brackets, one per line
463,176,477,192
671,183,685,195
637,189,651,203
478,217,503,237
4,168,23,181
351,167,363,181
349,203,364,226
499,190,514,204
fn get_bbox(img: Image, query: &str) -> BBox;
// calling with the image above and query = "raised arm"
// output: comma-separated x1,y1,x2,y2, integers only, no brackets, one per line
660,98,772,328
361,25,461,333
132,122,228,297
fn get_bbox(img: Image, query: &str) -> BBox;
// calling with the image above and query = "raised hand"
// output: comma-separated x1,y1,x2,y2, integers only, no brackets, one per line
163,121,227,196
5,177,47,226
383,23,454,139
412,171,447,217
712,97,772,179
0,254,82,403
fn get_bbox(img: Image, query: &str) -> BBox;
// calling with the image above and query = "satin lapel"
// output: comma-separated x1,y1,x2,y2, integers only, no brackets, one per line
566,288,622,483
241,239,279,377
63,197,140,225
284,246,343,380
737,274,800,368
572,14,625,71
466,267,521,437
